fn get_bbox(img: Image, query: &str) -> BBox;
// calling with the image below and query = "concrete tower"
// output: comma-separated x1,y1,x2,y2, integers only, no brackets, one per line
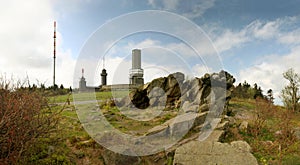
129,49,144,85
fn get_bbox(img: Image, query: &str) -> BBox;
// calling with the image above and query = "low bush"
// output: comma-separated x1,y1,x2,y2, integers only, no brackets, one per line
0,85,62,164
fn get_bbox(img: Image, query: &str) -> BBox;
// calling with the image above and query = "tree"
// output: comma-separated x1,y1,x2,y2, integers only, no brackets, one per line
267,89,274,104
253,83,263,99
281,68,300,111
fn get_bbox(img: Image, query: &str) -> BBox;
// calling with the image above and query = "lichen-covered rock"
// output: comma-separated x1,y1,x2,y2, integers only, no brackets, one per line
239,121,249,132
173,140,258,165
125,70,235,114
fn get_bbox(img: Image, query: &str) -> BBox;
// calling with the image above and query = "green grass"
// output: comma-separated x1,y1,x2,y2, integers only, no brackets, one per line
48,91,129,103
31,94,300,164
24,98,177,164
229,97,256,110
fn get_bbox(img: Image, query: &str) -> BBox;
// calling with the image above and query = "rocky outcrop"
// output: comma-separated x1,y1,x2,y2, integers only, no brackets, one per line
173,140,258,165
121,70,235,115
146,112,208,137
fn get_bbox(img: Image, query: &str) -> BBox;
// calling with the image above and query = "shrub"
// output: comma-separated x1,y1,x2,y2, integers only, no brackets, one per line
0,86,61,164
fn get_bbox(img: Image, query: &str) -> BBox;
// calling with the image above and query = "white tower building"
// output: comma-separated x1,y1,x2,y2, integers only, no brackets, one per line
129,49,144,85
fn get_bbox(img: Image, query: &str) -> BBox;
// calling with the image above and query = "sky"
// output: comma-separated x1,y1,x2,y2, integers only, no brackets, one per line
1,0,300,104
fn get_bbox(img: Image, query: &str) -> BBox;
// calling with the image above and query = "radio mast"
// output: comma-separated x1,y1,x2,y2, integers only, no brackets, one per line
53,21,56,87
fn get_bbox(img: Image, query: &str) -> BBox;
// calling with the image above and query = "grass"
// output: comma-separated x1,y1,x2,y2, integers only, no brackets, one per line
24,91,178,164
229,97,256,110
48,91,129,103
100,106,178,135
24,93,300,164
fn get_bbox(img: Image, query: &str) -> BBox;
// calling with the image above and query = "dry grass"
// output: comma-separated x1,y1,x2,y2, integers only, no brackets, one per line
226,97,300,164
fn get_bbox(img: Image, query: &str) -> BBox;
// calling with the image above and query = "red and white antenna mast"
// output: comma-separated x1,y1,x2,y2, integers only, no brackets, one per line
53,21,56,87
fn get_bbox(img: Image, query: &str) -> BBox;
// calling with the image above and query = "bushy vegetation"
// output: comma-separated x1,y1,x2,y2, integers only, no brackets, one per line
225,97,300,164
232,81,264,99
0,82,64,164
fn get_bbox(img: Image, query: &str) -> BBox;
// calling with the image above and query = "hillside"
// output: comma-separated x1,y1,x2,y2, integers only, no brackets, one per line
1,71,300,165
17,94,299,165
225,97,300,164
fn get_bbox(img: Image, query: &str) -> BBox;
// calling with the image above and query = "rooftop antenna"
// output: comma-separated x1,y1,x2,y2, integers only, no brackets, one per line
82,68,84,78
103,56,105,69
53,21,56,87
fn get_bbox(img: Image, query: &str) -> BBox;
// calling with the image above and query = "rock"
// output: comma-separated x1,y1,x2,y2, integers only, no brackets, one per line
231,140,252,152
181,101,199,113
146,112,208,136
125,70,235,112
226,116,236,126
170,112,207,136
101,146,141,165
204,130,225,142
198,103,209,112
294,127,300,140
239,121,248,132
173,140,258,165
129,89,150,109
148,86,165,98
149,97,158,106
216,121,229,130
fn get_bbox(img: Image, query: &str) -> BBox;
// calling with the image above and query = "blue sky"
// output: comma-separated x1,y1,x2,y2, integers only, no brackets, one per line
1,0,300,104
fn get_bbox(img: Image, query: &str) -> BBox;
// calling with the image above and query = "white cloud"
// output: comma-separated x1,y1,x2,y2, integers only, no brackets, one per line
51,0,96,18
200,16,300,105
147,0,157,8
182,0,216,19
238,46,300,105
246,20,281,40
205,16,300,54
278,28,300,45
162,0,180,10
0,0,76,87
192,64,211,78
212,29,249,53
147,0,215,19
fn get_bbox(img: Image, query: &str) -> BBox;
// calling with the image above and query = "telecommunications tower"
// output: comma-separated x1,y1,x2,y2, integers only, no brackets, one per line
53,21,56,87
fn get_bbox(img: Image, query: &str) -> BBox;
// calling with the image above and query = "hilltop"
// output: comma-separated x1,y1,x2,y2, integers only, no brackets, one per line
1,71,300,165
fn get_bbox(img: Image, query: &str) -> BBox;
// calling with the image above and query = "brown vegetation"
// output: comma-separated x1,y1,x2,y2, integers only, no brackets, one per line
226,97,300,164
0,81,62,164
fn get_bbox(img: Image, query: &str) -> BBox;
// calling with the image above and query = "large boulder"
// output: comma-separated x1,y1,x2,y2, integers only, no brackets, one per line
146,112,208,137
122,70,235,115
173,140,258,165
129,72,184,109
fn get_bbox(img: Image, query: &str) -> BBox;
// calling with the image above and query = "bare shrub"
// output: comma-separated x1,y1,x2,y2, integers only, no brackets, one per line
0,79,61,164
248,98,270,137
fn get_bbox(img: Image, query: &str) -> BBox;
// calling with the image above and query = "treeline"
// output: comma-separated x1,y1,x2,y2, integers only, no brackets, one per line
232,68,300,112
19,84,72,96
232,81,274,103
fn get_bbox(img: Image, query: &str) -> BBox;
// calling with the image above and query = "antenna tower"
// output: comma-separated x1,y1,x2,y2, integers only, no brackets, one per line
53,21,56,87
